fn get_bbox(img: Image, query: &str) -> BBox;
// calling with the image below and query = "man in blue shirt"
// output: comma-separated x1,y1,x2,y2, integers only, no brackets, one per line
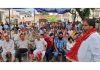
54,32,66,61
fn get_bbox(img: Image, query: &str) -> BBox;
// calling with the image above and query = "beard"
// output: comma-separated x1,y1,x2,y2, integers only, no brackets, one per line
58,37,63,40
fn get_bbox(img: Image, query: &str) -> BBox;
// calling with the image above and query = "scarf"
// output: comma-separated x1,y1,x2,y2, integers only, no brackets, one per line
66,28,97,61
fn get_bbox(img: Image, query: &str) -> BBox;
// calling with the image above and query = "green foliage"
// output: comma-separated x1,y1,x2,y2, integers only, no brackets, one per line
76,8,90,20
40,12,49,15
47,16,58,22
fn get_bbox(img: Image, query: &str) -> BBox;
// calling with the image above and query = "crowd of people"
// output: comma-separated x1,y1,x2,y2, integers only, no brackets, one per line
0,18,100,62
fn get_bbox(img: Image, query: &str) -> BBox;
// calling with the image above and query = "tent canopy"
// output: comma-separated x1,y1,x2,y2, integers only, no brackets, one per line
13,8,34,13
35,8,71,14
13,8,71,14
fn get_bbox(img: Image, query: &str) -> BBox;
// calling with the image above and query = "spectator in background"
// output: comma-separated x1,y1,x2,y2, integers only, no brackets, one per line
66,21,72,30
66,36,75,51
0,24,3,30
11,24,14,30
0,23,4,30
4,23,9,30
18,22,24,29
95,19,100,32
39,27,44,35
12,30,19,44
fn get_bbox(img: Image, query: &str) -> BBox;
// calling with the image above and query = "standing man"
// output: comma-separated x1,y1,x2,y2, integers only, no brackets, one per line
66,19,100,62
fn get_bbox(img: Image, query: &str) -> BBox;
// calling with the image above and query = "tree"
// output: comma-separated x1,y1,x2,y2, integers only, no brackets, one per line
90,8,95,18
75,8,90,20
40,12,49,15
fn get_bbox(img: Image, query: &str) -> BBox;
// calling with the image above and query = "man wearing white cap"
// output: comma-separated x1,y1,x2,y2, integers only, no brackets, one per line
1,33,15,62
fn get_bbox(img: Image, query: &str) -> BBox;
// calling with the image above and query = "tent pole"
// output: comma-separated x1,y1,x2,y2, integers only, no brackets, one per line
34,9,35,23
9,8,11,38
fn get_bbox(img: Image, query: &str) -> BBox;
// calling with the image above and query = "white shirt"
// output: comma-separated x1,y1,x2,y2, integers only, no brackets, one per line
39,29,44,34
68,30,73,36
11,25,14,29
66,42,75,50
3,39,15,52
78,32,100,62
34,38,47,51
13,34,19,41
17,40,29,48
4,25,8,29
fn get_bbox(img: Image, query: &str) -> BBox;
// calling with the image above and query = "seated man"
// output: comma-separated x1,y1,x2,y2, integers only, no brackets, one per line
45,33,54,62
15,33,30,62
33,34,47,61
2,33,15,62
54,32,66,61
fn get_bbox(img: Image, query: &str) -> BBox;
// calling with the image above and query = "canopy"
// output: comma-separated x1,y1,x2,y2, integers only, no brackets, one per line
13,8,71,14
35,8,71,14
13,8,35,13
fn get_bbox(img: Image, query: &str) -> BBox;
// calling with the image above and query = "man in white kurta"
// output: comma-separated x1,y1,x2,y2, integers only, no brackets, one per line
34,34,47,59
78,32,100,62
2,34,15,61
16,33,30,62
66,19,100,62
77,19,100,62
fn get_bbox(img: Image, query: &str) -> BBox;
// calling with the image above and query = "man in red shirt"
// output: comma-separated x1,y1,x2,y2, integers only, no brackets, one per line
43,33,54,62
